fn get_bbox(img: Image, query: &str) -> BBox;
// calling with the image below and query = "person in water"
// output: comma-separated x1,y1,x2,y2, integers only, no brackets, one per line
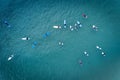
53,26,61,29
92,25,98,31
78,59,83,65
96,46,106,56
82,14,88,18
69,25,74,31
4,20,11,27
96,45,102,50
8,54,14,61
74,23,78,31
101,52,106,56
32,41,37,48
84,51,89,56
21,37,30,40
58,41,64,47
77,21,82,28
43,32,51,38
64,20,67,28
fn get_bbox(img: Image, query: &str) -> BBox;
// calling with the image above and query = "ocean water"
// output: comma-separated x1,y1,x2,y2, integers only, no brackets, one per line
0,0,120,80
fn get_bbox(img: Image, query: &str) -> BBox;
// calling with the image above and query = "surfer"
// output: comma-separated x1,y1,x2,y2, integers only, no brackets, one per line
21,37,30,40
63,20,67,28
96,45,102,50
92,25,98,31
77,21,82,28
74,23,78,31
96,46,105,56
101,52,106,56
58,41,64,47
43,32,51,38
53,26,61,29
32,41,37,48
84,51,89,56
69,25,74,31
8,54,14,61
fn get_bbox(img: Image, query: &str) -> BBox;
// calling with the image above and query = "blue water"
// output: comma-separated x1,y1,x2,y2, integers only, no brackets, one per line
0,0,120,80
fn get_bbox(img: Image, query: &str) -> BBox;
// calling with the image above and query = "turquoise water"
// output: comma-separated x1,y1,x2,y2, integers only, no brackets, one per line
0,0,120,80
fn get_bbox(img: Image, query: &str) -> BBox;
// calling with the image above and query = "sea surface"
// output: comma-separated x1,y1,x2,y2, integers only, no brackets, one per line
0,0,120,80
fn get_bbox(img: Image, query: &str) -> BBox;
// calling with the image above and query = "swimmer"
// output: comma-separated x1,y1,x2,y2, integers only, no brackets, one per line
8,54,14,61
78,60,83,65
82,14,88,18
4,20,11,27
92,25,98,31
69,25,74,31
64,20,67,28
21,37,30,40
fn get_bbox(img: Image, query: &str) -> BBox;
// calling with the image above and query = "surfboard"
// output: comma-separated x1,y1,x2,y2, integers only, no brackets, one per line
53,26,61,29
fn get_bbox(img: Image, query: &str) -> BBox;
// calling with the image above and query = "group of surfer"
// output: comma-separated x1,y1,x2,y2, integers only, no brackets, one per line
52,15,104,65
53,18,97,32
79,45,105,65
53,20,82,31
83,45,106,57
4,13,104,62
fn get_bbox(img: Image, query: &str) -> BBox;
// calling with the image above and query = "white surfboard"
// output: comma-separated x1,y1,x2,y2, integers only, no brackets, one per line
92,25,96,28
8,55,14,61
64,20,66,24
53,26,61,29
21,37,30,40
